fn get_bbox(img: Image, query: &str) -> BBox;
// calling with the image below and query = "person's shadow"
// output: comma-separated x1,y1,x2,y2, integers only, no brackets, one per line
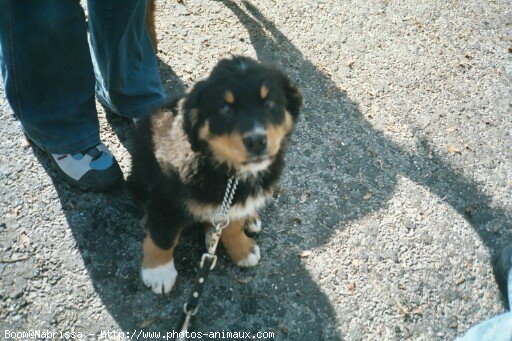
34,1,511,340
222,0,511,289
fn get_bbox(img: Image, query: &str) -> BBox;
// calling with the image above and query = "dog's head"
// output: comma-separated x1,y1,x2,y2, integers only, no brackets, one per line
182,56,302,174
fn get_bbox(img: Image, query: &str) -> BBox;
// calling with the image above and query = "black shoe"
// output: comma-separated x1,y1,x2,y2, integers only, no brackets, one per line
495,244,512,306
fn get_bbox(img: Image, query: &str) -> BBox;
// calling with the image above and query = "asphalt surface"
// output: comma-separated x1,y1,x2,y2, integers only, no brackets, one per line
1,1,511,340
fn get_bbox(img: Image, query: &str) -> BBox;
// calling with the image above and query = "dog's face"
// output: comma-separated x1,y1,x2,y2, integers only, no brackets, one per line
183,56,302,173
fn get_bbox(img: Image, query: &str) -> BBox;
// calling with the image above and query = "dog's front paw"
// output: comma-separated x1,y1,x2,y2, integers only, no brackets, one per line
237,244,261,267
141,260,178,294
246,215,262,234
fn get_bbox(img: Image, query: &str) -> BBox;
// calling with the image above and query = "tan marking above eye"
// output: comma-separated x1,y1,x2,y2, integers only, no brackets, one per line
224,90,235,104
260,85,269,99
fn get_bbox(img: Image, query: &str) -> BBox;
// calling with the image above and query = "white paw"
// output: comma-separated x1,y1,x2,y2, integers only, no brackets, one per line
246,217,262,234
141,260,178,294
237,244,261,267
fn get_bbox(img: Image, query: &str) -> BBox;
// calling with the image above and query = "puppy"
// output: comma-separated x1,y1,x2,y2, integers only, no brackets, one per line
128,56,302,294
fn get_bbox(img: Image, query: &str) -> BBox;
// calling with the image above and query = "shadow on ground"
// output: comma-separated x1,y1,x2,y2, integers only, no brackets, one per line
31,1,511,340
223,0,510,289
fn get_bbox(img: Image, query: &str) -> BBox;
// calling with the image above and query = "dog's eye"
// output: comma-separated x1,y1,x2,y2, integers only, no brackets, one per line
220,105,232,116
264,101,275,109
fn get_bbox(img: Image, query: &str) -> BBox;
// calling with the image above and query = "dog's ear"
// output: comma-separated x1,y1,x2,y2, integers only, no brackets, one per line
277,71,302,119
183,80,208,151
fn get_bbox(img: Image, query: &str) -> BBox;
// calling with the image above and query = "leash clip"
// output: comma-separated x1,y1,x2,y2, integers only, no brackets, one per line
183,303,198,316
199,253,217,270
210,212,230,231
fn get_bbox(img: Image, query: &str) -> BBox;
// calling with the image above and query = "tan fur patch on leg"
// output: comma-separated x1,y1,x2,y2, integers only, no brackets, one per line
142,234,176,268
221,220,261,267
141,234,180,294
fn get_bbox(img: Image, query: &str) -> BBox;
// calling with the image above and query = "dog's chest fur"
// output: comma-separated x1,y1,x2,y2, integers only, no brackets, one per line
186,189,273,221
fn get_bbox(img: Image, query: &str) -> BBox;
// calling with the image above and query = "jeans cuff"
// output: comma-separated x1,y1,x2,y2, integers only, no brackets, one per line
48,134,101,155
23,126,101,155
97,95,166,119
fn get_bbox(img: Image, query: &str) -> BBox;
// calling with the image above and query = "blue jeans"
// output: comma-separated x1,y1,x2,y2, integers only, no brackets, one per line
0,0,165,154
456,261,512,340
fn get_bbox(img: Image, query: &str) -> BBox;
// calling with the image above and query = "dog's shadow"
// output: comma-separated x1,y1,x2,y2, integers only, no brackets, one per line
37,1,511,340
35,52,342,339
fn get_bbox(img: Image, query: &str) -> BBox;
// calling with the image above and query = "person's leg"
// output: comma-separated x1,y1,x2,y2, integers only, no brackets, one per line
456,312,512,340
509,255,512,309
0,0,121,190
0,0,99,154
456,246,512,340
87,0,165,119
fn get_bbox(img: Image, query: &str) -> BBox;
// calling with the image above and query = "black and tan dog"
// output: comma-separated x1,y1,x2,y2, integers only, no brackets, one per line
127,56,302,294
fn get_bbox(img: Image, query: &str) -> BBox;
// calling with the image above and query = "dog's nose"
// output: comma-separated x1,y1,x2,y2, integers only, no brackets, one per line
243,134,267,155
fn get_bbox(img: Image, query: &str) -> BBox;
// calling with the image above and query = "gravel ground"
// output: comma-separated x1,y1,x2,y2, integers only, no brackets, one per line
1,0,511,340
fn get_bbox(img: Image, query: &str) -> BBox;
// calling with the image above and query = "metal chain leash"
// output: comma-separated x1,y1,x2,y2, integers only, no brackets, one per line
176,176,239,340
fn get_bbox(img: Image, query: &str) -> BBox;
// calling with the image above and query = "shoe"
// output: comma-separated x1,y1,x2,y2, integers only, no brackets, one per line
50,143,123,191
496,244,512,304
18,121,122,191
